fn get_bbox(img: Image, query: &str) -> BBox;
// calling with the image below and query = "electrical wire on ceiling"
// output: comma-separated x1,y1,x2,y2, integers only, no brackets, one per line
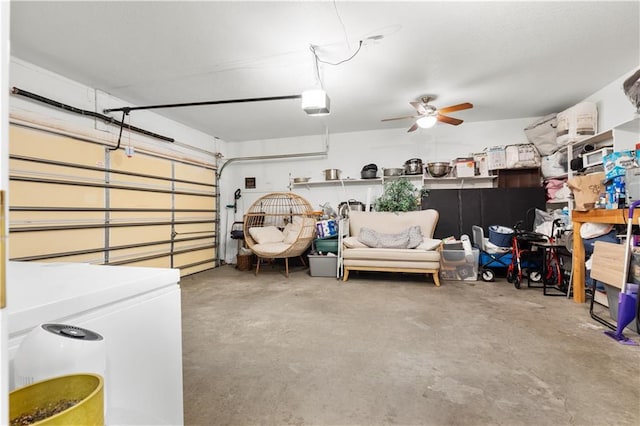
309,40,363,67
332,0,351,50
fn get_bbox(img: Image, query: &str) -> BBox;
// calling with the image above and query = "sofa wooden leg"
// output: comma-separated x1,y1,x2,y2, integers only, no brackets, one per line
432,272,441,287
285,258,289,278
255,257,261,276
343,269,350,282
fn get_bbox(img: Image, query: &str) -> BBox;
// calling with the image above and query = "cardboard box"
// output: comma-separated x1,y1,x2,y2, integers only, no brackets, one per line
455,158,475,177
486,147,507,170
603,150,635,180
473,153,489,176
567,172,605,211
590,241,625,288
440,248,479,281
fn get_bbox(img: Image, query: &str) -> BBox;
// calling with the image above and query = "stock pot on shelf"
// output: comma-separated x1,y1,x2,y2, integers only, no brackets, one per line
323,169,341,180
404,158,423,175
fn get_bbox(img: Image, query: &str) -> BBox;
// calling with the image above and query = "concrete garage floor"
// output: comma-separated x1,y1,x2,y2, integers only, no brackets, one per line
181,265,640,426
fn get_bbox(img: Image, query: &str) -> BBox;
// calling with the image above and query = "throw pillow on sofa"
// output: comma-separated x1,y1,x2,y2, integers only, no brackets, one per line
358,226,423,249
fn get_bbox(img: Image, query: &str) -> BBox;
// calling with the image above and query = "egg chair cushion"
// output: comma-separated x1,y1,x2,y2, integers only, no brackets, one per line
283,223,301,244
249,226,285,244
252,242,293,256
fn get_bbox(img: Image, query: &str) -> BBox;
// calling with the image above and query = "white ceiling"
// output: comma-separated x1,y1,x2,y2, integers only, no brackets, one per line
9,1,640,142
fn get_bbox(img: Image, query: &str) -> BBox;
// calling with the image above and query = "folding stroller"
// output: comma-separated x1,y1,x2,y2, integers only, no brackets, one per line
472,225,513,281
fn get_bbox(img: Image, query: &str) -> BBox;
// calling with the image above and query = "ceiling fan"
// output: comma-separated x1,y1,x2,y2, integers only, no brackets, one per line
381,96,473,132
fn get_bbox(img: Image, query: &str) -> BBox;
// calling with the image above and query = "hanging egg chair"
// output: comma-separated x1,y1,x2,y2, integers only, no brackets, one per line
243,192,317,277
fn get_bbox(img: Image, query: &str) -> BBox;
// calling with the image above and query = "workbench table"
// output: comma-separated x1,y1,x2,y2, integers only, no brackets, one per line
571,208,632,302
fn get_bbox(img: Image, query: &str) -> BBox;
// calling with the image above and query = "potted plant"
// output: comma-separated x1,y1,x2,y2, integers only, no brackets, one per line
374,178,419,212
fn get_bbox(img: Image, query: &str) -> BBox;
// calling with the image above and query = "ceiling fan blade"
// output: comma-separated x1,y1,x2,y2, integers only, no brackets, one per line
437,114,463,126
407,122,419,132
381,114,420,122
437,102,473,114
410,101,427,115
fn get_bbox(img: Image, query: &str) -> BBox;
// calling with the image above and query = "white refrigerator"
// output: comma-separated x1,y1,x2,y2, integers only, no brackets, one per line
5,261,184,426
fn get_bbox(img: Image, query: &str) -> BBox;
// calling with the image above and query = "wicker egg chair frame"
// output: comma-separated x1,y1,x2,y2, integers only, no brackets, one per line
243,192,317,277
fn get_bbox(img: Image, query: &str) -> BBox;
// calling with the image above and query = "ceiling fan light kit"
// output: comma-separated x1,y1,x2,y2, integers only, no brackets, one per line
382,95,473,132
301,89,330,116
416,115,437,129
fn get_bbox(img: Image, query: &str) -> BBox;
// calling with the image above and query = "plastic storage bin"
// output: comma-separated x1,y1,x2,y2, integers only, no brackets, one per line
314,237,338,254
308,254,337,277
440,248,480,281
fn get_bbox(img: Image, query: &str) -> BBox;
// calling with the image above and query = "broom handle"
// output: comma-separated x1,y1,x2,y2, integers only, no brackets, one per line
622,201,640,292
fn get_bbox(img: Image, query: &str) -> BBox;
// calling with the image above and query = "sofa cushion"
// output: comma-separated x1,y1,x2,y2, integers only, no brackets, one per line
252,242,292,256
416,238,442,251
343,259,441,270
343,247,440,262
249,226,284,244
343,236,368,248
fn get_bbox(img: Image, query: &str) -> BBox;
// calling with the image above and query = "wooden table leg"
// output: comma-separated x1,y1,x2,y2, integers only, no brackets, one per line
572,220,586,303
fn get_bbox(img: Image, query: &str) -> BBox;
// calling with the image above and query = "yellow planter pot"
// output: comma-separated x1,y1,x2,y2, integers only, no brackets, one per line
10,373,104,426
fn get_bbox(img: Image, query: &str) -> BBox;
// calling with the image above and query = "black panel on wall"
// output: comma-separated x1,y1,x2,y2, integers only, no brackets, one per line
421,190,460,238
421,187,546,239
481,187,546,231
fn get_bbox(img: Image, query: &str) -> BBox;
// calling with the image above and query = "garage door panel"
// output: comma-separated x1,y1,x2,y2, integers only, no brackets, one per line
180,262,215,277
174,248,216,267
109,212,172,222
11,211,105,224
173,237,215,251
174,223,214,236
110,225,172,246
11,229,104,259
110,189,171,209
110,150,171,176
174,162,215,184
10,126,104,166
174,194,215,210
10,181,105,207
174,211,214,220
11,158,105,182
109,243,173,262
119,257,172,269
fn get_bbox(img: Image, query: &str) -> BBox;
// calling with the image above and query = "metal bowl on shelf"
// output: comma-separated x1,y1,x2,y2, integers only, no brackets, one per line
426,162,452,178
383,167,404,177
293,177,311,183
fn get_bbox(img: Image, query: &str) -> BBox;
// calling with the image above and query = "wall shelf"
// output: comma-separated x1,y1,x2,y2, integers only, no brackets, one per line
291,174,425,188
423,176,496,182
291,178,382,187
423,175,497,189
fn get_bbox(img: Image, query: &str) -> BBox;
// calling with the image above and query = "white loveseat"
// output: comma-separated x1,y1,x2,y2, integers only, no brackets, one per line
341,210,442,286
